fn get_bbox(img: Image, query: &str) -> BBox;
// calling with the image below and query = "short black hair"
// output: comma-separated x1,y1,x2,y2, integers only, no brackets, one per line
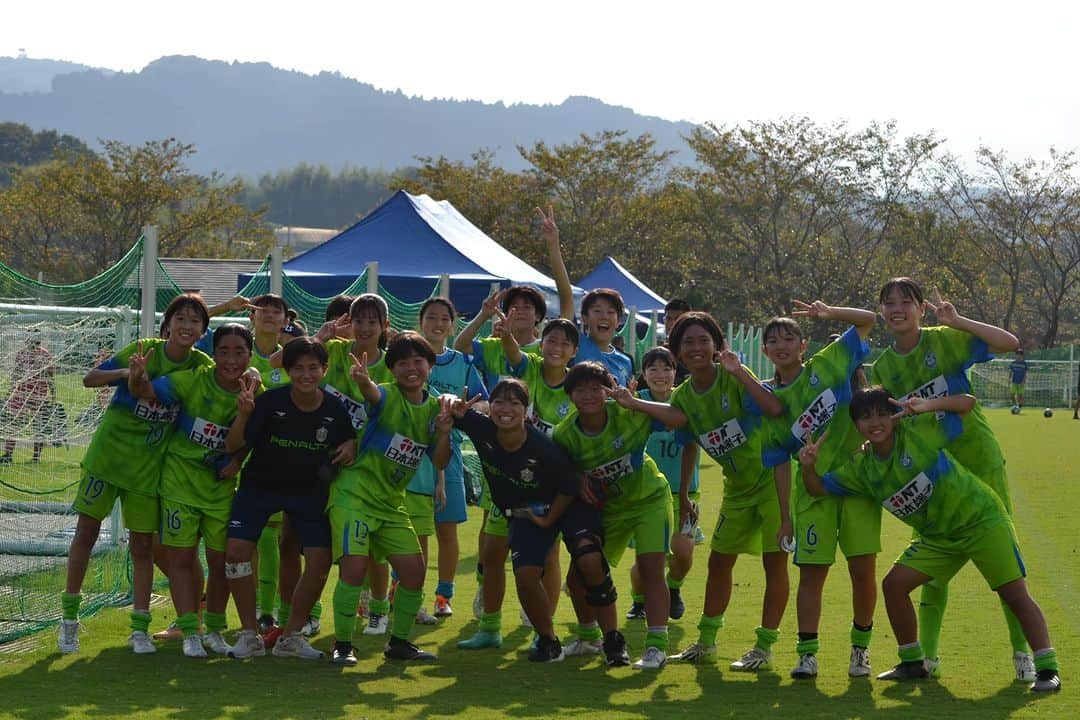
386,331,436,368
212,323,253,352
849,385,897,421
563,361,616,395
282,337,328,370
581,288,625,320
541,318,579,347
878,277,924,305
642,346,676,370
420,297,456,322
664,298,692,314
250,293,288,315
490,378,530,406
502,286,547,323
668,311,725,358
764,317,803,343
163,293,210,334
325,295,354,322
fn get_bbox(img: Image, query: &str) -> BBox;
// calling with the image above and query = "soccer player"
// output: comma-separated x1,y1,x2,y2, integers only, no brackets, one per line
871,278,1032,680
328,331,453,666
760,302,880,679
223,337,356,660
128,323,254,658
450,378,630,664
1010,349,1028,409
453,286,547,387
662,299,692,386
797,387,1061,692
60,293,212,655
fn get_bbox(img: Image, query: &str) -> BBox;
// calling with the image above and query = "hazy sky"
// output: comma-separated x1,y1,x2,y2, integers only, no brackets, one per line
4,0,1078,162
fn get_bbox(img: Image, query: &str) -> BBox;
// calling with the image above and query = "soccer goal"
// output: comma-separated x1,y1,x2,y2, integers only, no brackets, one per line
968,358,1079,408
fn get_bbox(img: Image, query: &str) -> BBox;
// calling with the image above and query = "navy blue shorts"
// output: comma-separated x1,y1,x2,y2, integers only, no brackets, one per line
228,484,331,549
508,500,603,570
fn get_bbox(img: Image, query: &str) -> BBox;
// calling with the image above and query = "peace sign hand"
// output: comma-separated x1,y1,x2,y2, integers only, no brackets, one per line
349,352,369,384
448,387,482,419
603,384,636,409
534,204,559,246
236,373,258,415
797,430,828,468
128,340,154,382
436,394,456,433
791,300,832,321
717,349,742,374
925,288,959,327
481,289,506,319
889,396,927,418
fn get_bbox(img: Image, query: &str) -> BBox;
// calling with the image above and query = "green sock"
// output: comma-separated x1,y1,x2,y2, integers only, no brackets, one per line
369,597,390,616
755,625,780,652
666,573,684,590
61,592,81,621
1000,598,1031,654
645,627,669,651
332,579,362,642
257,526,280,615
311,600,323,620
898,641,924,664
479,611,502,633
177,611,200,638
850,623,873,649
796,635,820,656
631,591,645,604
391,586,422,640
204,610,227,634
129,610,151,633
577,622,602,642
697,613,724,646
278,602,291,629
1034,648,1059,672
918,579,948,660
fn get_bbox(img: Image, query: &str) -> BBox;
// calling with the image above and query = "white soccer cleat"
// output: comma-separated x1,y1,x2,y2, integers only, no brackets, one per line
273,632,325,660
363,613,388,636
791,653,819,679
182,634,208,658
633,646,667,670
849,646,871,677
128,630,156,655
202,631,232,655
562,638,603,656
300,617,321,637
1014,651,1036,683
229,629,266,659
672,642,717,663
519,607,533,629
57,620,80,654
730,646,772,671
416,607,439,625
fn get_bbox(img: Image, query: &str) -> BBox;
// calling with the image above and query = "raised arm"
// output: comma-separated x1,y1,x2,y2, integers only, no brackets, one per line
430,395,455,470
718,350,783,417
927,288,1018,354
348,352,383,406
454,290,505,353
207,295,252,318
792,300,877,340
606,385,688,428
225,374,259,454
84,362,129,389
894,393,977,417
537,205,575,320
500,307,524,369
796,431,829,497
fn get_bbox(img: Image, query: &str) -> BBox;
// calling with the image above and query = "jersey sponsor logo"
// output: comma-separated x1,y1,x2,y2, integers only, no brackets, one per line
273,410,287,418
900,375,948,403
526,404,555,436
189,416,228,450
384,433,427,470
324,383,367,430
791,388,838,444
883,472,933,518
133,397,178,424
586,453,634,486
697,419,747,460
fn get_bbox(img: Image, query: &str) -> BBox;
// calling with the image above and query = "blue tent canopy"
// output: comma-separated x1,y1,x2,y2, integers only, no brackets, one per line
241,191,577,316
577,256,667,315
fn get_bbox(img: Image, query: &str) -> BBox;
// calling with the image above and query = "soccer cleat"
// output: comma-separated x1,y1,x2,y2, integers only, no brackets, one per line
257,613,277,635
415,607,438,625
128,630,156,655
331,641,358,666
625,601,646,620
457,630,503,650
363,613,388,636
849,646,871,677
384,636,437,661
563,637,604,656
300,616,321,637
273,632,325,660
203,631,232,656
57,620,80,654
1031,669,1062,693
434,595,453,618
672,642,717,663
528,635,565,663
261,625,283,649
693,526,707,545
791,653,819,679
669,588,685,620
633,646,667,670
877,661,929,681
229,629,266,659
1014,651,1036,683
182,634,208,658
153,622,183,641
731,647,773,671
519,607,533,628
603,630,631,667
472,588,484,619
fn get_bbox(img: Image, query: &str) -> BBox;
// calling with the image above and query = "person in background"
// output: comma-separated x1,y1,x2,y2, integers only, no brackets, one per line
1009,349,1028,410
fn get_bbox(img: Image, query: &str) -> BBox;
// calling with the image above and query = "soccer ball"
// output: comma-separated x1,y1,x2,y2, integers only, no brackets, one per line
1011,405,1021,415
1044,408,1054,418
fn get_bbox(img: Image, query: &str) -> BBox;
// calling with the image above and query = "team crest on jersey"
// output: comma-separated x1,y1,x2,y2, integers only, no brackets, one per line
271,369,282,383
925,351,937,369
558,402,571,417
809,372,820,387
316,426,328,443
612,436,624,450
900,452,913,468
519,467,535,486
721,395,730,412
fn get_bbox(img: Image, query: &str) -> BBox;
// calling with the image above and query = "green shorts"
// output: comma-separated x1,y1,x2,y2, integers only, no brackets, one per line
73,471,159,533
897,520,1025,590
793,490,882,566
983,464,1012,515
160,499,231,551
329,504,422,563
405,491,435,537
711,490,782,555
603,493,673,567
481,506,509,538
1010,383,1025,395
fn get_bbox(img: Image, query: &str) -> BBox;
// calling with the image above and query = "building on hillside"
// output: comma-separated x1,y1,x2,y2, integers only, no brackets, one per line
159,258,266,307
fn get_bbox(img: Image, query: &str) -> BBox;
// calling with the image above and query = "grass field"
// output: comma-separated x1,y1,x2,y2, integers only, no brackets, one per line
0,408,1075,720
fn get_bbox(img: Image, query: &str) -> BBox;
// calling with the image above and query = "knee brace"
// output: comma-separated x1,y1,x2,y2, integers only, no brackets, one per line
570,537,617,607
225,561,253,579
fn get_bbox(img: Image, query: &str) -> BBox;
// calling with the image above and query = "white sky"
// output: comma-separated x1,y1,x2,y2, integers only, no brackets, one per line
4,0,1078,162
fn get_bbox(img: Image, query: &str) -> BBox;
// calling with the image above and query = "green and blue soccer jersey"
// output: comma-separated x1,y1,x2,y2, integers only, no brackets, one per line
333,383,442,519
552,401,668,518
472,336,540,388
153,365,248,509
640,388,699,495
321,339,392,432
408,348,488,495
82,339,214,495
822,412,1008,547
763,326,869,478
511,353,574,437
670,365,772,507
870,326,1004,475
250,344,290,388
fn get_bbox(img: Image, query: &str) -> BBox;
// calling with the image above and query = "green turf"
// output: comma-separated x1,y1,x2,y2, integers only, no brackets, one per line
0,408,1074,719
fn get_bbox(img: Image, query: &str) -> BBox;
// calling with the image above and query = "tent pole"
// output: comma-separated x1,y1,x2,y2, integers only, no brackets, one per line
367,262,379,294
140,225,158,340
270,245,284,296
439,273,450,298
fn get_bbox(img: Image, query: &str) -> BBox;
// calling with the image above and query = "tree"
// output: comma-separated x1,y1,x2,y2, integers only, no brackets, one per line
0,122,91,186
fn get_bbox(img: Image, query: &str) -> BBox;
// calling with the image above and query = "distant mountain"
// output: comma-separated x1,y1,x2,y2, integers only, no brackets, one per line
0,56,110,94
0,55,698,177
